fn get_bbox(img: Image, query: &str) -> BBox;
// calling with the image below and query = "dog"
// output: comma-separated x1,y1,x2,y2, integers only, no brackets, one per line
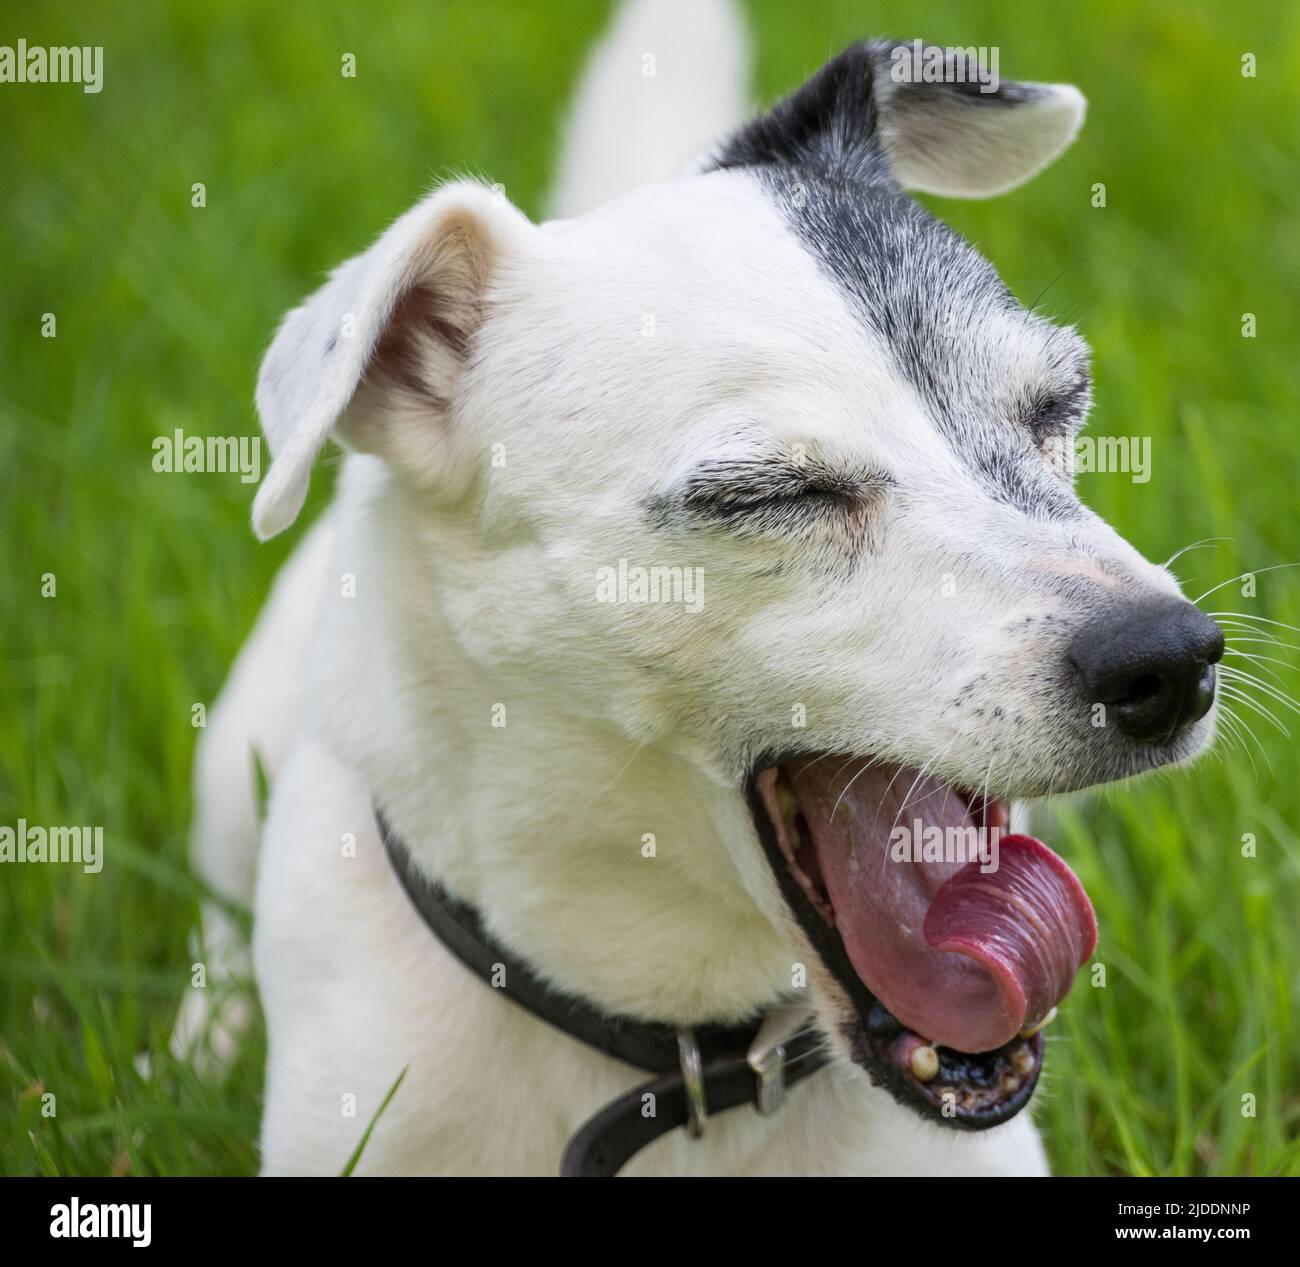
173,0,1222,1175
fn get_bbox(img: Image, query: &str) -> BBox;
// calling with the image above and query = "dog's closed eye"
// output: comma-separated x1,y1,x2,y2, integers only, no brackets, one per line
653,450,893,547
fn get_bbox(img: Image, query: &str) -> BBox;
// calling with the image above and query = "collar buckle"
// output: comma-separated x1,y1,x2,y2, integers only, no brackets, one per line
746,1003,815,1116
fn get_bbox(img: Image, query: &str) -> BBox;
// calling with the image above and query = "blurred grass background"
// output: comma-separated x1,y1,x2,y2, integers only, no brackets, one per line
1,0,1297,1176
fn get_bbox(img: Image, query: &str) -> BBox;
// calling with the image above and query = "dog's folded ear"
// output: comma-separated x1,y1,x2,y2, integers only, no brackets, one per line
873,42,1085,198
715,40,1084,200
252,180,532,540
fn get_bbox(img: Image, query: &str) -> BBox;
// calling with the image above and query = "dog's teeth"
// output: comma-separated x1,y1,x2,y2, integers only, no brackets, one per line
1011,1044,1036,1076
1018,1006,1057,1039
909,1045,939,1082
776,785,798,824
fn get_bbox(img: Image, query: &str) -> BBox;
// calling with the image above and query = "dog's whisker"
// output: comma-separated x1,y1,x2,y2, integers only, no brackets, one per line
1222,648,1295,683
1206,610,1300,638
874,760,917,804
1215,702,1268,776
891,738,966,824
1218,666,1300,717
898,775,965,820
888,765,939,837
822,752,871,794
1191,562,1300,607
1220,632,1292,650
828,754,889,823
1215,619,1299,649
781,1042,834,1075
1219,714,1255,770
1023,250,1108,318
1220,657,1296,687
1223,633,1300,655
871,750,955,882
1162,537,1233,570
1217,670,1300,720
1208,715,1241,769
827,752,873,793
893,741,953,807
775,1021,823,1049
885,737,963,841
844,754,919,830
788,754,829,783
1217,684,1291,738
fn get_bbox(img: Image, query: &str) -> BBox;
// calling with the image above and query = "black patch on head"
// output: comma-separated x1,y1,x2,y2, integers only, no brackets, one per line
710,40,1038,184
711,42,892,184
707,40,1085,523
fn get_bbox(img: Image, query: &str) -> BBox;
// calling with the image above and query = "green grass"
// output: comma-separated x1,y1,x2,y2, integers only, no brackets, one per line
1,0,1297,1176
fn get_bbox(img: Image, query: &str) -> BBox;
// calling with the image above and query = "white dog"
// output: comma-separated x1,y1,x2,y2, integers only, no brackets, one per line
174,0,1222,1175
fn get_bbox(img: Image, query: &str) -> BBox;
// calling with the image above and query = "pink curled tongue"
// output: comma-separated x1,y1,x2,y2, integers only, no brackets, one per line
787,758,1098,1054
922,836,1098,1050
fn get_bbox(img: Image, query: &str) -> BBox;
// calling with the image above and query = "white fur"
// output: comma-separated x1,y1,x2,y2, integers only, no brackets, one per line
178,1,1211,1176
548,0,750,218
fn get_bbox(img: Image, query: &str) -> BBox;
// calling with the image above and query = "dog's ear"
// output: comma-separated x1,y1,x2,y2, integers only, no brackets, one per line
872,42,1085,198
252,180,531,540
714,40,1084,200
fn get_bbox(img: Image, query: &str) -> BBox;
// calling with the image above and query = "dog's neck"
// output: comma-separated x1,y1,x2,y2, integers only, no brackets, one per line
309,459,796,1026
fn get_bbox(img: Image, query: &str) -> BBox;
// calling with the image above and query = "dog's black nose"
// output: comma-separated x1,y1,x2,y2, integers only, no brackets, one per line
1069,599,1223,743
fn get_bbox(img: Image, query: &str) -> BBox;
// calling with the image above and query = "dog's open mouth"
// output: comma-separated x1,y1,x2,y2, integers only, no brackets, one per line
750,757,1097,1129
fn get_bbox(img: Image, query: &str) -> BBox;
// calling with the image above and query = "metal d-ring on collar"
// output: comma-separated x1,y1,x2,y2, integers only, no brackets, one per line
376,807,830,1176
677,1031,708,1137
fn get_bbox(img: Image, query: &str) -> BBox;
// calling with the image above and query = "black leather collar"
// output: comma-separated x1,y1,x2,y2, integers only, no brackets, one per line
377,809,829,1175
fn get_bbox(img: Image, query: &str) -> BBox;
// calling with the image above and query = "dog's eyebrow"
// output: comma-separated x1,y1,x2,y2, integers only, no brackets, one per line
1022,362,1093,436
652,450,891,533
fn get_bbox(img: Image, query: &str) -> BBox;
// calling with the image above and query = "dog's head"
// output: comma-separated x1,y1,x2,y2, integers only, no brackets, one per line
253,42,1221,1130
